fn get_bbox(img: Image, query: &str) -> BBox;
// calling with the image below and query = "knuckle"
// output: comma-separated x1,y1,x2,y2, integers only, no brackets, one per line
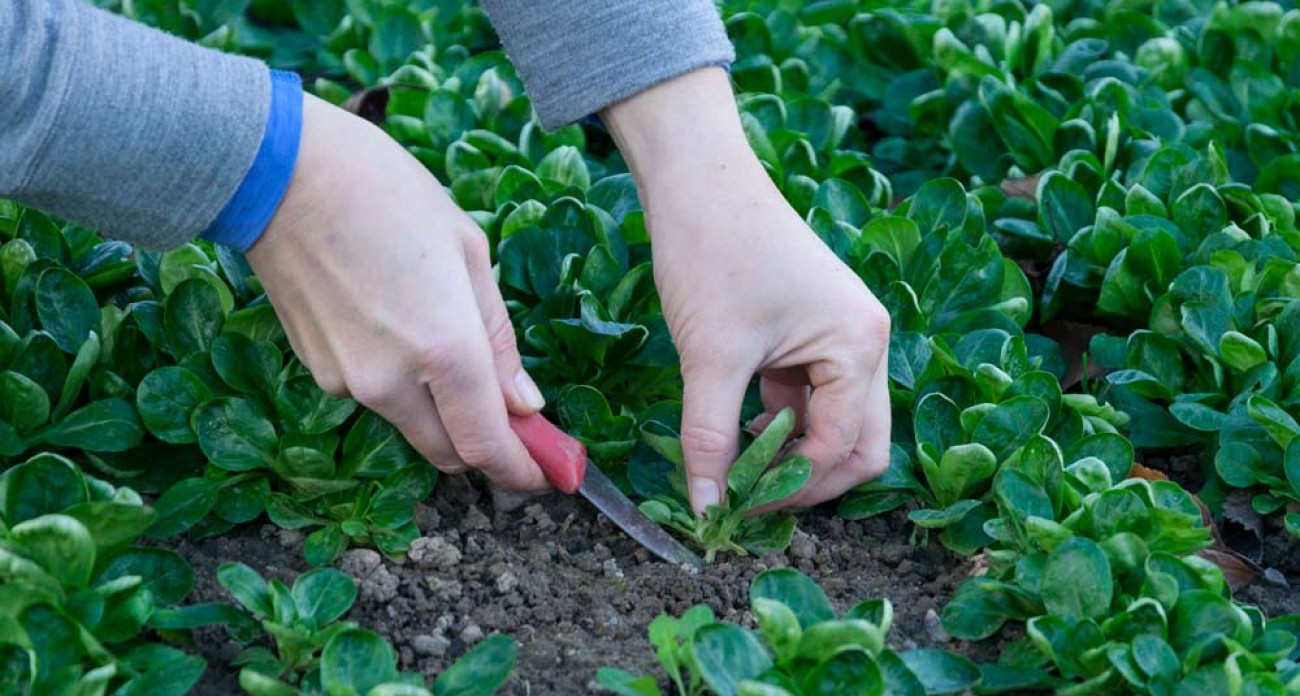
455,439,505,470
313,372,348,398
484,311,518,353
679,423,734,459
412,336,472,376
346,376,398,411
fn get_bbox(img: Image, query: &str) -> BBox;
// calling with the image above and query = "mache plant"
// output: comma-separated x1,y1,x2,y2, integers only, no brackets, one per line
0,452,220,695
935,428,1300,694
841,326,1128,554
597,567,984,696
635,407,813,563
210,562,516,696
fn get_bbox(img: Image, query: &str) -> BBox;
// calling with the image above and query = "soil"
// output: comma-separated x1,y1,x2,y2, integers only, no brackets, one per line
172,473,1300,696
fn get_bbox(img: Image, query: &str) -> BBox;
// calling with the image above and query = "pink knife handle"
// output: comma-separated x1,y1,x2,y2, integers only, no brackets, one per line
509,412,587,494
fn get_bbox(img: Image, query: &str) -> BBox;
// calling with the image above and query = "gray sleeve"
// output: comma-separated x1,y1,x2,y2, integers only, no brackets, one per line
0,0,271,250
479,0,735,131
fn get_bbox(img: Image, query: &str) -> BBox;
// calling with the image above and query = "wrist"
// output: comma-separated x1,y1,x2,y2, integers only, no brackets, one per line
201,69,304,253
599,67,768,206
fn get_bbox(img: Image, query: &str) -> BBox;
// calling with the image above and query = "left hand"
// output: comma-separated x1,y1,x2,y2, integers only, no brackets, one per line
601,67,893,514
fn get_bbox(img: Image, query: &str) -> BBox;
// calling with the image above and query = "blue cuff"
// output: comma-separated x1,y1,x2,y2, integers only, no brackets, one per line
201,69,304,252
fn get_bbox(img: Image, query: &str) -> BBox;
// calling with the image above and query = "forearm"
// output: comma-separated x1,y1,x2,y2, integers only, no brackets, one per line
599,66,777,240
0,0,277,250
479,0,735,131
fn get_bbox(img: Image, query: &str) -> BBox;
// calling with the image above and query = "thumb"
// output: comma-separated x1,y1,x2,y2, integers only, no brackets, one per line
679,364,751,516
465,238,546,416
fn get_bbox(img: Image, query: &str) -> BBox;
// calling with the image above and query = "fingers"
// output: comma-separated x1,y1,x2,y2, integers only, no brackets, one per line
463,234,546,416
371,388,468,476
418,264,550,493
680,360,754,515
785,359,891,509
749,368,809,435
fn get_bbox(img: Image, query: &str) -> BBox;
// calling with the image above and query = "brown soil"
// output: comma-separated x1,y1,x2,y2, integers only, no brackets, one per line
176,475,993,695
172,472,1300,695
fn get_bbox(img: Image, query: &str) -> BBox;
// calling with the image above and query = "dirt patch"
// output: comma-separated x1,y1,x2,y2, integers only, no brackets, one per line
172,475,992,694
170,472,1298,695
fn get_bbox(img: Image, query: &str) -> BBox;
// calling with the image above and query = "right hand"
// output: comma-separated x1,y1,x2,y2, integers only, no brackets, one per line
245,93,550,493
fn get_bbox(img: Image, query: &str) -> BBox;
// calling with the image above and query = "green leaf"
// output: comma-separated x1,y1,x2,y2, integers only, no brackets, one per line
52,331,99,421
1040,538,1113,623
1127,228,1180,287
0,370,49,434
275,376,357,436
940,578,1042,640
907,178,967,233
1219,331,1267,372
11,514,94,588
292,568,356,630
34,398,141,452
729,407,796,498
752,597,801,664
594,668,663,696
136,367,211,444
800,648,882,696
98,547,194,605
321,628,400,695
304,524,346,567
34,267,98,353
1248,395,1300,449
146,477,219,538
164,278,225,358
750,568,835,629
211,333,280,396
814,178,870,227
536,146,591,191
217,562,273,617
1038,172,1093,244
432,633,517,696
795,619,885,660
692,624,773,696
341,411,417,478
971,397,1051,461
898,648,981,694
934,443,998,506
194,397,277,471
742,456,812,511
2,452,87,523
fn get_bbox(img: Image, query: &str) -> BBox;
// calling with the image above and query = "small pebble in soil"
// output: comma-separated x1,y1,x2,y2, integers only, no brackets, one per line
412,634,451,657
460,623,485,644
924,608,950,643
496,569,519,594
602,559,623,579
789,531,817,560
407,536,462,572
461,505,492,532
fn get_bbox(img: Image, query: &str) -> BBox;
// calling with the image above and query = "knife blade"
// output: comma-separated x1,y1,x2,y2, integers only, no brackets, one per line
509,412,706,571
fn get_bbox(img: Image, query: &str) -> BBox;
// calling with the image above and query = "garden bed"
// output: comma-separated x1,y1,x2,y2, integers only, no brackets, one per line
174,474,1300,694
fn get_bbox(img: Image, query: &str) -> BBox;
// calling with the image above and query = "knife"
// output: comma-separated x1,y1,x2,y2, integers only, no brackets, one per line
508,412,706,571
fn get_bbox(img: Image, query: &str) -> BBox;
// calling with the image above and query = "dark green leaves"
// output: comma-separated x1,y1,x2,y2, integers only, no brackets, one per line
1040,538,1113,622
194,397,277,471
33,267,98,353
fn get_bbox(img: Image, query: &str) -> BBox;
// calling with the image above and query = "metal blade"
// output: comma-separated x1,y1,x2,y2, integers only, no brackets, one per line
578,462,706,571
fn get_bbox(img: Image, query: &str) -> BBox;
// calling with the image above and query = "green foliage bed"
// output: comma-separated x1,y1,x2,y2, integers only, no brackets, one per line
4,0,1300,693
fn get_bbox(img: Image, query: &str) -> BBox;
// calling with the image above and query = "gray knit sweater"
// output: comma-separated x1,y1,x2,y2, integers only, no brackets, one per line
0,0,734,250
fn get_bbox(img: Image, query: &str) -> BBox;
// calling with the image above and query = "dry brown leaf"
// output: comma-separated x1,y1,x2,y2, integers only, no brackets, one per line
1128,462,1169,481
1001,174,1042,201
1198,548,1262,591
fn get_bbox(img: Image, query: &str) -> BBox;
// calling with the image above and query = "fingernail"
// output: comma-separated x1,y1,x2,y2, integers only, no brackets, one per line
515,370,545,411
689,477,721,515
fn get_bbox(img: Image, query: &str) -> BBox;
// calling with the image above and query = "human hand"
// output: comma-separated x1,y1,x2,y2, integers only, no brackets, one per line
602,68,891,514
245,93,550,492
